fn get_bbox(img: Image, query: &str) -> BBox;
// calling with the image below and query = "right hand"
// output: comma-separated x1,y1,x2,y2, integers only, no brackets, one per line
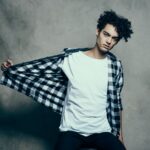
1,59,13,71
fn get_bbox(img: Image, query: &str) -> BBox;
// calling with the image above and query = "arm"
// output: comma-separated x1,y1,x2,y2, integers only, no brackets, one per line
119,111,124,143
116,61,125,144
119,110,127,150
0,54,66,113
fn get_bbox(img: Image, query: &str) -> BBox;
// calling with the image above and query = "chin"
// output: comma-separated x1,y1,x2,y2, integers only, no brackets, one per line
97,43,110,53
100,48,109,53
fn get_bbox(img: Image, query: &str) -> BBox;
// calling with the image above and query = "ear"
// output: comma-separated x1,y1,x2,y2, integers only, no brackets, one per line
96,28,100,36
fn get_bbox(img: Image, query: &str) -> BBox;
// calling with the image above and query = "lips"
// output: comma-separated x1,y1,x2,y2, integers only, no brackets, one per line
103,44,110,49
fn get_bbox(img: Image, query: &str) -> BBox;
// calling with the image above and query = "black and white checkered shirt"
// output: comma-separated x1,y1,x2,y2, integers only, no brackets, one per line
0,47,124,137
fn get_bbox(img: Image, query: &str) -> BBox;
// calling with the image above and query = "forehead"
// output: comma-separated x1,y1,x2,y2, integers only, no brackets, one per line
102,24,118,37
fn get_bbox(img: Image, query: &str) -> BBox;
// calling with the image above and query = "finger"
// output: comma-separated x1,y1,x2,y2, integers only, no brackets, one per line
4,59,13,66
3,62,11,67
6,59,13,65
4,62,9,67
1,64,7,71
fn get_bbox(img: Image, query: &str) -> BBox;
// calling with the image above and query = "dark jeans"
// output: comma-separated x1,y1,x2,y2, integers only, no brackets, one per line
54,131,126,150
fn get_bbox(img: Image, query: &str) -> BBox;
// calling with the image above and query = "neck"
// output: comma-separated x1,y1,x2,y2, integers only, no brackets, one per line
90,44,107,59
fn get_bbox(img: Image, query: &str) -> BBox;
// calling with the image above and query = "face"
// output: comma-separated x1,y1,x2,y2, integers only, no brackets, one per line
96,24,119,53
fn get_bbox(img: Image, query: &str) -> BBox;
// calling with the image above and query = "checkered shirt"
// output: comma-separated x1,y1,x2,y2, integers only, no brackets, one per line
0,47,124,137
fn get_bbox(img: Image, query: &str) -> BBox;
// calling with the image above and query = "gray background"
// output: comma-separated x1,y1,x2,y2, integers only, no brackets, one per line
0,0,150,150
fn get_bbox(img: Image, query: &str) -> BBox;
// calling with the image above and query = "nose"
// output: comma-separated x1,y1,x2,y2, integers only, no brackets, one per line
106,37,112,45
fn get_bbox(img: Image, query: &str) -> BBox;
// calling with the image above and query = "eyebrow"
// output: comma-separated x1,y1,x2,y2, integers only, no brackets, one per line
103,31,119,39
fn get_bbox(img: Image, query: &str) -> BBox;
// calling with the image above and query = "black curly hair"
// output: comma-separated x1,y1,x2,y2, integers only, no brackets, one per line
97,10,133,42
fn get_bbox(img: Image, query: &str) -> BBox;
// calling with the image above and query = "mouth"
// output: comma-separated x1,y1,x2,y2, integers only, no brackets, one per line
103,44,110,49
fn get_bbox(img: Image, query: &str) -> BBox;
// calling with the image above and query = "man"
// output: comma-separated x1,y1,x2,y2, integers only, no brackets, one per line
1,10,133,150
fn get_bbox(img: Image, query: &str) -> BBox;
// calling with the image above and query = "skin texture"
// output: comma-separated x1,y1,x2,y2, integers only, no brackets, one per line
84,23,119,59
1,59,13,71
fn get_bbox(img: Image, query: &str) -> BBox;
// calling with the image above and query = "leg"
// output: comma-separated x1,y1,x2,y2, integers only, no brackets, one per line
54,131,83,150
89,132,126,150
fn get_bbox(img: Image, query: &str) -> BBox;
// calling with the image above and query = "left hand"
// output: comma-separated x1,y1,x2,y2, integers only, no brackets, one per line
119,134,124,144
119,134,127,149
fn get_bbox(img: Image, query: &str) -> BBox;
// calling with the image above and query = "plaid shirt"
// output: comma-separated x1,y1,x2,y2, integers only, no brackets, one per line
0,47,124,137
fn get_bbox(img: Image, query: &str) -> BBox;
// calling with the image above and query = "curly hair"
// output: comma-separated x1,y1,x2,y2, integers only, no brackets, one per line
97,10,133,42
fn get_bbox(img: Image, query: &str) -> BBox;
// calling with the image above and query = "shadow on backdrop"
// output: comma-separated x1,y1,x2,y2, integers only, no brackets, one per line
0,98,61,149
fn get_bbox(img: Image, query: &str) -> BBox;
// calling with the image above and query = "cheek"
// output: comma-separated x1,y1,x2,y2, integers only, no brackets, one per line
98,39,103,45
98,36,105,44
111,42,117,47
113,41,117,45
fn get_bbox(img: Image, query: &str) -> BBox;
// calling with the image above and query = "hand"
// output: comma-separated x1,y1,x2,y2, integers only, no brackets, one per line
1,59,13,71
119,134,127,149
119,134,124,143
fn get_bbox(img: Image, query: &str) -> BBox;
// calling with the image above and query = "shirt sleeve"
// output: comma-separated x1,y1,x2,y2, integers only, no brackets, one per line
115,60,124,111
0,53,66,113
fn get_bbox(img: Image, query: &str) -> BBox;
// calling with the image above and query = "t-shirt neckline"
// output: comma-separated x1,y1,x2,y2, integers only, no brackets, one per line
79,50,107,63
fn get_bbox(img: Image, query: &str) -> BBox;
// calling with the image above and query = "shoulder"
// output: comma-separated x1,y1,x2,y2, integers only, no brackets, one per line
62,47,91,54
107,52,121,62
106,51,117,61
107,52,123,70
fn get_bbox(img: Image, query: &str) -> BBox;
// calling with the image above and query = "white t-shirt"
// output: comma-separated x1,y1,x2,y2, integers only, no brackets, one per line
59,50,111,136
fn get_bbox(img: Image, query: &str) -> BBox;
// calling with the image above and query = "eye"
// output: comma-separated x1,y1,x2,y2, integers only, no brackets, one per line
113,37,119,42
103,32,109,37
